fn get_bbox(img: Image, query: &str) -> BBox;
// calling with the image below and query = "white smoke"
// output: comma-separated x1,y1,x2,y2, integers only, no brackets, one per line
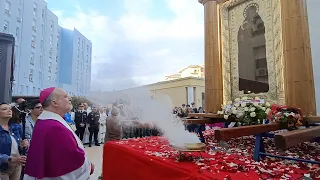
87,88,200,147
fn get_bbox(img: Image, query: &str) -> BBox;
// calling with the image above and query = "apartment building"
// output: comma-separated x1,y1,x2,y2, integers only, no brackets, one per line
58,28,92,96
0,0,91,96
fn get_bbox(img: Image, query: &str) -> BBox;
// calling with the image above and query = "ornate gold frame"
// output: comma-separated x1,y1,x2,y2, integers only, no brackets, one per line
219,0,285,104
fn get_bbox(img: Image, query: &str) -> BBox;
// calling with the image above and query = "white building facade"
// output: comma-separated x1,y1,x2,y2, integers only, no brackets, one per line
0,0,91,96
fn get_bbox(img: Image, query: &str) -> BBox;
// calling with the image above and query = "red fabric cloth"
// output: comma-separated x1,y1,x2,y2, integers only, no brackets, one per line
103,137,262,180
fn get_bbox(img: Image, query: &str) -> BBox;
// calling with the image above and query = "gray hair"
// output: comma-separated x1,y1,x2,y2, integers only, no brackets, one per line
111,106,120,116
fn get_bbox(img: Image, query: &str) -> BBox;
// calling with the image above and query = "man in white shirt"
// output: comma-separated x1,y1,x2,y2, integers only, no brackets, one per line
98,106,107,144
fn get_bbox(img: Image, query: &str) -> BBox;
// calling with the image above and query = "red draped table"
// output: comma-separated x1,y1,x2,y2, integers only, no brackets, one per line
102,131,319,180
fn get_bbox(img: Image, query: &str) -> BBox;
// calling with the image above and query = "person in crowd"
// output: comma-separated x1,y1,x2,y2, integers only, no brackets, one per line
83,103,91,114
198,107,204,113
98,106,107,144
83,102,91,144
23,87,94,179
0,102,28,180
181,104,186,112
172,107,178,114
98,106,123,180
105,106,123,142
64,110,74,124
87,106,100,147
177,107,186,118
105,107,110,116
25,100,43,143
192,103,198,113
15,98,25,104
74,103,87,143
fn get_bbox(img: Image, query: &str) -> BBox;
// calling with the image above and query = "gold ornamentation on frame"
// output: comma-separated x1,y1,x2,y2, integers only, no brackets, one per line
219,0,285,104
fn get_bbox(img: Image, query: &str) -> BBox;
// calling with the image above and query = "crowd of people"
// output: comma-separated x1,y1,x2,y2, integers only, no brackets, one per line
0,87,215,179
0,87,164,180
172,103,205,118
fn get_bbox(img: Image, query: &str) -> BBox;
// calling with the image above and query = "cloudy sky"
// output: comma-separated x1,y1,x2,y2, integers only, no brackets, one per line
46,0,205,91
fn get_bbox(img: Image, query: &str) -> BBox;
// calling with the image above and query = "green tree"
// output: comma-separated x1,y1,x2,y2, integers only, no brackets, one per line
71,96,93,109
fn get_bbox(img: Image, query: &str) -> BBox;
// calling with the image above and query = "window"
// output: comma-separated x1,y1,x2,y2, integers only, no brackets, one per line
3,21,9,33
29,69,34,82
39,72,42,83
40,40,43,49
17,9,21,21
33,3,37,16
40,55,43,68
50,21,54,31
31,36,36,48
30,52,35,65
14,45,18,56
20,85,23,94
48,76,51,81
49,34,53,44
86,55,88,62
5,1,11,15
77,49,80,58
15,27,19,41
48,62,52,72
77,60,79,68
32,19,36,31
49,48,52,58
41,24,44,35
42,9,45,19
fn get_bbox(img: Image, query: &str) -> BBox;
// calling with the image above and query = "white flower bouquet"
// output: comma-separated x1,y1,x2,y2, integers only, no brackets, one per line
217,96,271,125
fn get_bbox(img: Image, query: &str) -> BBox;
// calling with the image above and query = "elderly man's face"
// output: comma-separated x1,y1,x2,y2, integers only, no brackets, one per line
54,88,72,113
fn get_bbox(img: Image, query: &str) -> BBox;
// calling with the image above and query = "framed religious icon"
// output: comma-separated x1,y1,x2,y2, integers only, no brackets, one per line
220,0,285,105
199,0,315,115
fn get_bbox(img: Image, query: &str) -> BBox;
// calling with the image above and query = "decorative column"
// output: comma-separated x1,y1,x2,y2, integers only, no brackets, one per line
187,87,194,105
199,0,223,113
281,0,317,115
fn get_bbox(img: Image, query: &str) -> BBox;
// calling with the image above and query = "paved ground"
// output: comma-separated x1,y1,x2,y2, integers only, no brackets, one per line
84,145,104,180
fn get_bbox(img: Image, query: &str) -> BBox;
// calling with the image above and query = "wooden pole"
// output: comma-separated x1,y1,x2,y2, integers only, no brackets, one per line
199,0,223,113
281,0,317,115
214,123,281,141
274,126,320,150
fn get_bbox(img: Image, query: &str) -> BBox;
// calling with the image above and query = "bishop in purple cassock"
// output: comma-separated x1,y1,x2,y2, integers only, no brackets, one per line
24,87,94,180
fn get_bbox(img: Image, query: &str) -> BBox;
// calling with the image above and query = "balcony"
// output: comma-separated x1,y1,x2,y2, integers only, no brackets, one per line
31,41,36,48
5,9,10,16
